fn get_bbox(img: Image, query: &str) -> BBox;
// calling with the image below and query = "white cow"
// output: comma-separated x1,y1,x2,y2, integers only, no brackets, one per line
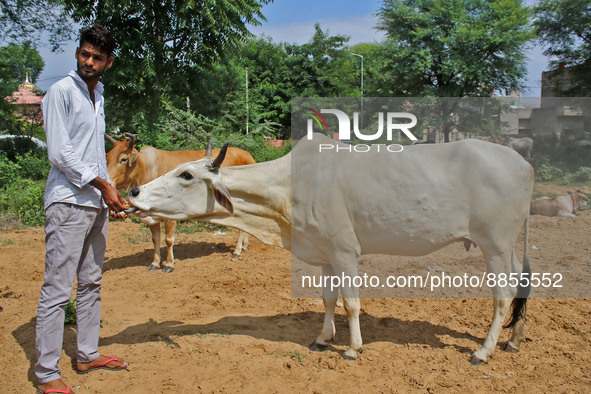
128,133,534,365
506,137,534,158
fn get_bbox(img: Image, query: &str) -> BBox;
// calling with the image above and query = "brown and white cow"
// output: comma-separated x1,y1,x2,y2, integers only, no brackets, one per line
530,190,589,217
106,134,254,272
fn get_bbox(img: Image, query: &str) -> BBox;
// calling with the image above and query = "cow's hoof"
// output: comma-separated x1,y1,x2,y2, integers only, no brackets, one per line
342,347,360,361
231,253,242,260
162,267,174,274
309,341,330,352
469,354,486,366
147,265,160,271
503,342,520,353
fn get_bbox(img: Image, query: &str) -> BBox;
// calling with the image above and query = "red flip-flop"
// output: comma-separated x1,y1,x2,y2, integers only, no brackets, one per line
76,355,129,375
36,386,72,394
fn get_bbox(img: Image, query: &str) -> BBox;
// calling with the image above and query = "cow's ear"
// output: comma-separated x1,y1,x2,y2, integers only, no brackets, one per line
128,151,139,167
211,181,234,214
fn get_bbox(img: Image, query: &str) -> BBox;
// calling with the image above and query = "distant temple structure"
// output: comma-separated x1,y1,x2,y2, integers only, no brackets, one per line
4,73,44,124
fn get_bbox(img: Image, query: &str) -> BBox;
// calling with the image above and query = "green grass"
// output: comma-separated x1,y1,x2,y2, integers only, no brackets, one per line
176,220,231,234
0,238,13,246
64,298,76,325
125,227,152,244
284,351,306,361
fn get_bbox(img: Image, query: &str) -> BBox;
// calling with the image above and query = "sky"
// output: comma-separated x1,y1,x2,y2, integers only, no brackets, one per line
36,0,549,96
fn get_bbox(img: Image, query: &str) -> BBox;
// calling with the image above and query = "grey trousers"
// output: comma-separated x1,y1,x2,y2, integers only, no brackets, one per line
35,203,108,384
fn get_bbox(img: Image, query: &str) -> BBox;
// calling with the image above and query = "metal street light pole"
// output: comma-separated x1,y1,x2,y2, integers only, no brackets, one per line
245,67,249,135
351,53,364,131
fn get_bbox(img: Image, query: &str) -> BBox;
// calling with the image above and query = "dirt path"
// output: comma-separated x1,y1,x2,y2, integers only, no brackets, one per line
1,185,590,393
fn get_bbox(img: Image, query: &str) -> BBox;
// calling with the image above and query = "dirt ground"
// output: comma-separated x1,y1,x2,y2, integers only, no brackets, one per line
1,183,590,393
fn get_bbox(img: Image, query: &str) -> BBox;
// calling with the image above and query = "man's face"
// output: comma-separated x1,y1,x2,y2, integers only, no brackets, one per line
75,42,113,81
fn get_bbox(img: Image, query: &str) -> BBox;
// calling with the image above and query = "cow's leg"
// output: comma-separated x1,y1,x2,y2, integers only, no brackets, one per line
470,246,519,365
332,255,362,360
147,223,162,271
341,292,362,360
471,294,513,365
503,252,528,353
324,244,363,360
161,220,176,273
557,212,576,218
232,232,250,259
504,317,525,353
310,264,337,351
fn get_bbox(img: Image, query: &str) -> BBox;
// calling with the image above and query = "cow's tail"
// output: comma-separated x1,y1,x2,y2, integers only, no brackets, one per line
505,215,531,329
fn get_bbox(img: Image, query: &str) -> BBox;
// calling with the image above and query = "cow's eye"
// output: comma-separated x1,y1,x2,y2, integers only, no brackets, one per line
119,158,128,163
180,171,193,180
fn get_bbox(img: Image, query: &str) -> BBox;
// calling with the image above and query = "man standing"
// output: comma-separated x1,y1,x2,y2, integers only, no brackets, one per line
36,24,129,394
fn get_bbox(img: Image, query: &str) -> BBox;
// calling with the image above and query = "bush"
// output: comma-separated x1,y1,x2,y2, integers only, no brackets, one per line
0,157,22,188
210,133,292,163
530,132,591,174
0,177,45,226
0,149,49,186
535,164,564,182
15,151,50,180
64,298,76,325
568,166,591,183
0,136,45,162
131,101,292,163
0,153,47,227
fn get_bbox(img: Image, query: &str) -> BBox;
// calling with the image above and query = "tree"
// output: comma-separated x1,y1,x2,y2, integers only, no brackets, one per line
61,0,271,130
193,35,287,135
0,0,73,50
0,42,45,88
534,0,591,95
186,26,358,138
376,0,535,96
228,25,357,136
0,42,45,136
375,0,535,141
283,24,357,98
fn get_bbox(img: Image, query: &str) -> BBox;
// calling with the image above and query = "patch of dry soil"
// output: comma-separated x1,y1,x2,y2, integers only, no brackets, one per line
0,183,589,392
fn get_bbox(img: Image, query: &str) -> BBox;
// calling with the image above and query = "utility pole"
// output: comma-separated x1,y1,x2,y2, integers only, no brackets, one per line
351,53,364,130
245,68,249,135
186,97,191,136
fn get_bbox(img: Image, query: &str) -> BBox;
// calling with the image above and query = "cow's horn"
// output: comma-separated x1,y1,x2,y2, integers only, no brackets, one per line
125,132,137,148
104,133,117,144
205,140,213,159
212,142,229,169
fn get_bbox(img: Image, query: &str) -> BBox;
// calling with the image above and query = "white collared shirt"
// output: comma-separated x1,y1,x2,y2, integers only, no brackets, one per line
42,70,110,209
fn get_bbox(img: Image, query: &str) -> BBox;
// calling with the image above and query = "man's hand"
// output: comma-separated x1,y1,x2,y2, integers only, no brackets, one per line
90,178,129,219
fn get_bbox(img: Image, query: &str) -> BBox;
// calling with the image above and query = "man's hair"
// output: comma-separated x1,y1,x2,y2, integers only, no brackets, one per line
79,23,116,57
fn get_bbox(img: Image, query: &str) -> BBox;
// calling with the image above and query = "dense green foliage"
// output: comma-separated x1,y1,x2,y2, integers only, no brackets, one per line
64,298,76,325
0,0,73,50
0,42,45,88
189,25,358,137
369,0,536,141
529,130,591,183
130,99,292,163
534,0,591,95
0,42,45,136
375,0,535,97
0,142,48,227
60,0,271,130
1,1,590,227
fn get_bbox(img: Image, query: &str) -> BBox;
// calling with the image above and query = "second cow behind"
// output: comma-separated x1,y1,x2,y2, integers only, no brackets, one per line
106,134,255,272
